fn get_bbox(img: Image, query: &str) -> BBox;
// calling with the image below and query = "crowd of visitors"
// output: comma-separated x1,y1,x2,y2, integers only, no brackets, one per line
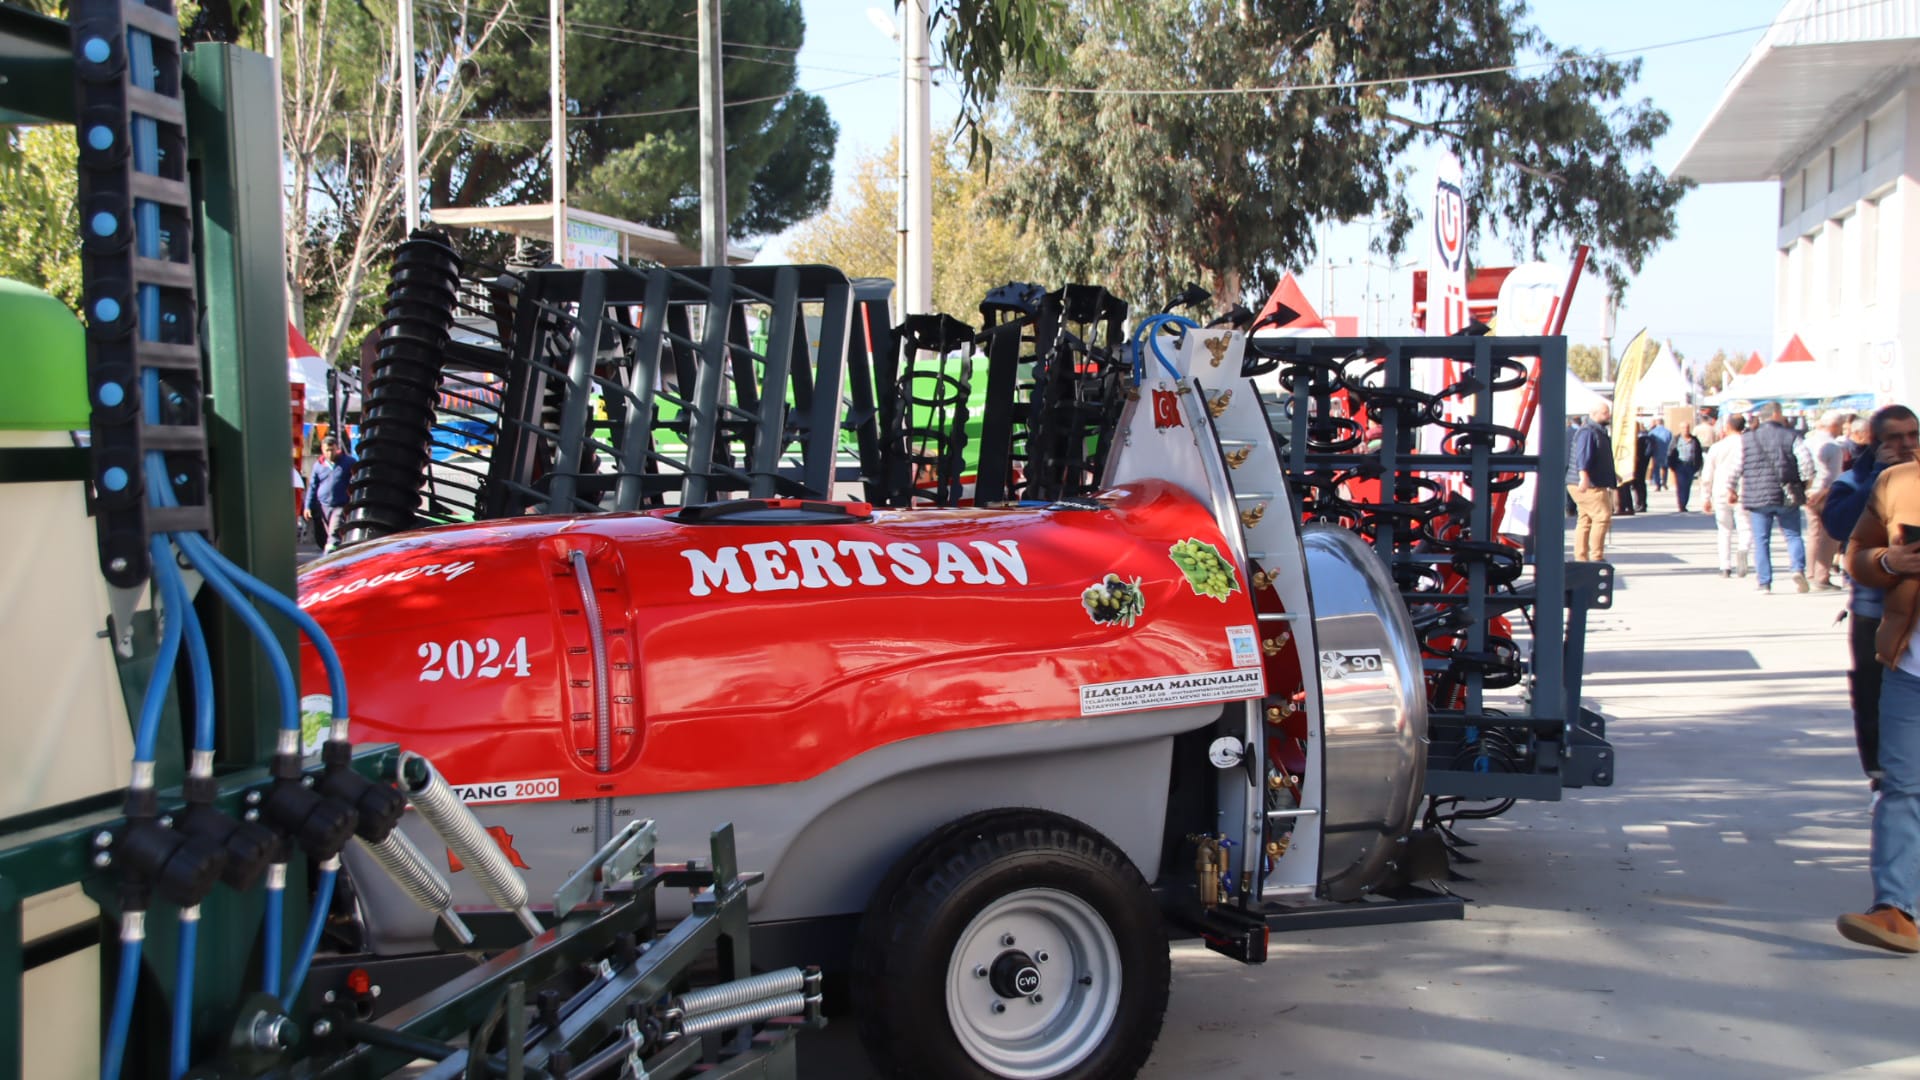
1565,399,1920,956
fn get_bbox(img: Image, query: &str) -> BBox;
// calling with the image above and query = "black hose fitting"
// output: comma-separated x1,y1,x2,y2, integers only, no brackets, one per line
262,754,357,859
118,788,227,909
174,776,277,891
316,740,406,844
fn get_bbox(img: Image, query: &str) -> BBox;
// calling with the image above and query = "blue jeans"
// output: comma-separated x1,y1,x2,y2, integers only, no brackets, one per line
1747,505,1805,586
1872,665,1920,916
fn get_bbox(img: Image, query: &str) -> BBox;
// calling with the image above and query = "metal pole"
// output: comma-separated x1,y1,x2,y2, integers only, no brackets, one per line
894,14,907,309
903,0,932,314
697,0,726,265
266,0,300,328
398,0,420,235
551,0,568,263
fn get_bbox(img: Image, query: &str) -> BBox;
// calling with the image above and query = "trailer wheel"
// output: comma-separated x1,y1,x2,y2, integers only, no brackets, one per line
852,809,1169,1080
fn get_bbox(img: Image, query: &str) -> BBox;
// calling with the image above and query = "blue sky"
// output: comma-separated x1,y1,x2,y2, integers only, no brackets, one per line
762,0,1789,364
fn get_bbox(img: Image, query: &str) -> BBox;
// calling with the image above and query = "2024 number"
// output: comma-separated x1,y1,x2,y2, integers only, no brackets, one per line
418,637,532,681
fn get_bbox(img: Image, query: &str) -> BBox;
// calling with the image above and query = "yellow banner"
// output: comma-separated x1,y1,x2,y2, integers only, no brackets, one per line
1611,330,1654,482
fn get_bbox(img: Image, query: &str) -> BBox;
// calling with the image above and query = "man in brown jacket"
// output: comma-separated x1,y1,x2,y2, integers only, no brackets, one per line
1841,453,1920,952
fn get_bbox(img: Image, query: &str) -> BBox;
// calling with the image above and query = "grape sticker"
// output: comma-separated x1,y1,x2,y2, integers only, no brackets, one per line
1081,573,1146,628
1169,538,1239,601
298,694,332,757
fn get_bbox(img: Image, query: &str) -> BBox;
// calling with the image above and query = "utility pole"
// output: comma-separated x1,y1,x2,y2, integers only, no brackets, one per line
697,0,726,265
398,0,420,235
1601,295,1618,381
901,0,932,314
550,0,568,263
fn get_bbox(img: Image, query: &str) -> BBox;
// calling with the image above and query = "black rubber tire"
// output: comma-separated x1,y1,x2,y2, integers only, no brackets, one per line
850,808,1170,1080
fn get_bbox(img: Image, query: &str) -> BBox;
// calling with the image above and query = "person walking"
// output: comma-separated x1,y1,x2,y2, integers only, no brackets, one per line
1667,424,1704,512
1837,421,1920,954
1825,405,1920,787
1806,410,1849,590
1648,417,1673,493
1631,422,1652,513
1702,414,1752,578
307,435,356,553
1734,402,1815,593
1849,415,1874,467
1567,402,1616,562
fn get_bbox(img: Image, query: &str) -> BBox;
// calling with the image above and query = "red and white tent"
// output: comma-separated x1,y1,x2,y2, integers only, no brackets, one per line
1251,273,1330,337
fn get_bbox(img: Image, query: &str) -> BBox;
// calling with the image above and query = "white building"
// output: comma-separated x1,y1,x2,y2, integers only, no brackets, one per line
1676,0,1920,404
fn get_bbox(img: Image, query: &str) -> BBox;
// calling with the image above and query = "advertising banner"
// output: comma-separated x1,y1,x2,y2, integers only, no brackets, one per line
1610,330,1655,483
1491,261,1571,536
565,219,620,269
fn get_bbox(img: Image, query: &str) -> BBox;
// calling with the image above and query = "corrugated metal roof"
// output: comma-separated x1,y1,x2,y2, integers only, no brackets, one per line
1776,0,1920,47
1675,0,1920,183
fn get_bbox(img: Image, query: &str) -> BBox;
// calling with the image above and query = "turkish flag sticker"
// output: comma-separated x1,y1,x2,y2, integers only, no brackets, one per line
447,825,531,872
1152,388,1182,429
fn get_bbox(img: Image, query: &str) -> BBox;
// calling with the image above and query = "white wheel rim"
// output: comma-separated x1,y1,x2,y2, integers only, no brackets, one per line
943,887,1123,1079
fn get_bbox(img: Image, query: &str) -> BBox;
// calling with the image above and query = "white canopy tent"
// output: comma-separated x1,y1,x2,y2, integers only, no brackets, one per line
1565,373,1608,414
1631,343,1692,409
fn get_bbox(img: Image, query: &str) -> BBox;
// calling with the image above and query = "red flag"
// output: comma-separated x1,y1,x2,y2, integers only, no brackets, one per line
446,826,531,872
1152,388,1182,429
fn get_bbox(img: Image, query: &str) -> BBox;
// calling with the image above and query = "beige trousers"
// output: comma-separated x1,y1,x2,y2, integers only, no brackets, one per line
1569,484,1614,562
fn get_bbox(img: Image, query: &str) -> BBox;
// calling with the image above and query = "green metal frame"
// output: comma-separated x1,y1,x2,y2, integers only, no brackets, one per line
0,5,74,125
0,8,313,1074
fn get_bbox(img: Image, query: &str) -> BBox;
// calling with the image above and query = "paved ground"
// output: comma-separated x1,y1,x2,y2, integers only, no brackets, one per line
804,504,1920,1078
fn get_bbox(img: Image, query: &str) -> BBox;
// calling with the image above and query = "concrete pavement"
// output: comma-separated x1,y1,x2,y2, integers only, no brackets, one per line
802,503,1915,1078
1139,505,1912,1079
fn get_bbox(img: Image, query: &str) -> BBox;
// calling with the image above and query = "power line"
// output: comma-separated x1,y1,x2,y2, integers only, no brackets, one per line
458,73,892,123
1002,0,1895,97
416,0,890,75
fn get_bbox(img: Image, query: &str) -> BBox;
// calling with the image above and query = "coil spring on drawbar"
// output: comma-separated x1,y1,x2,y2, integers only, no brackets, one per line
359,829,477,944
674,967,808,1017
339,230,464,546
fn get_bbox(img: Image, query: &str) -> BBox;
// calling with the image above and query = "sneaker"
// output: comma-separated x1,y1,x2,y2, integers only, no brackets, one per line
1836,906,1920,954
1721,569,1733,579
1814,581,1843,592
1757,582,1771,593
1793,572,1810,593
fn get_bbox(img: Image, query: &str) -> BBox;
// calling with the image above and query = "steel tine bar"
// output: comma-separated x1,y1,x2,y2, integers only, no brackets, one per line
547,270,609,512
748,268,801,498
805,283,854,497
613,269,673,511
683,267,735,505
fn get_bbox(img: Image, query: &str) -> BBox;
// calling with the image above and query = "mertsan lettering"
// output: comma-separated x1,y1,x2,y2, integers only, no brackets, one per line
683,539,1026,597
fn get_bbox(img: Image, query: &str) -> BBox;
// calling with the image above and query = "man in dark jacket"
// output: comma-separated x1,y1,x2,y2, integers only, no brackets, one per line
1566,402,1616,562
307,435,356,553
1823,405,1920,783
1735,402,1815,593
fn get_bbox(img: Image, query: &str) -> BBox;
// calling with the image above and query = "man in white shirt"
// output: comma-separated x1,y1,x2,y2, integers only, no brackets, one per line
1702,414,1751,578
1807,409,1850,590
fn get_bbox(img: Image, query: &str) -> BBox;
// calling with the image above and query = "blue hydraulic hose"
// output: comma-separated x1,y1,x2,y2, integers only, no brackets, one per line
1130,314,1197,382
170,913,198,1079
282,863,337,1008
101,926,143,1080
132,534,185,763
154,542,215,753
171,530,349,722
263,869,284,999
168,533,300,732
